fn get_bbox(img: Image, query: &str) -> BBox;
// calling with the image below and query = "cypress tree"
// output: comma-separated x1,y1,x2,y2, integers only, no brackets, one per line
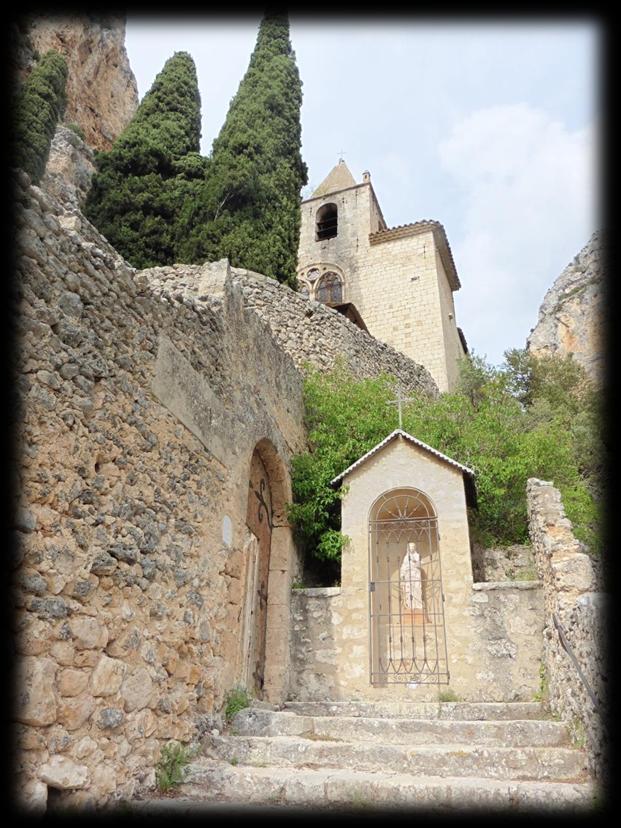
12,50,68,184
84,51,205,269
177,13,308,287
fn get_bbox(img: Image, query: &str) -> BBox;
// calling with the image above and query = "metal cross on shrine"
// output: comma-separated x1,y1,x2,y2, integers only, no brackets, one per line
338,149,346,162
388,387,415,429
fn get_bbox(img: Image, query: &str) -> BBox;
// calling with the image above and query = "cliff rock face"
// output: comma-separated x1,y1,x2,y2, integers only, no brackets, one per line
26,15,139,151
527,232,605,383
40,126,96,211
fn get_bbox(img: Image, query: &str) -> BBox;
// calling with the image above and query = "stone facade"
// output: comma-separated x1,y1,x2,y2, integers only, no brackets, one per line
297,162,467,392
289,434,543,703
526,479,607,782
12,170,308,810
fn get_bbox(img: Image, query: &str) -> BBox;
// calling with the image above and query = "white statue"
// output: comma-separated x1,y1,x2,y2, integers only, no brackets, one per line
400,541,423,611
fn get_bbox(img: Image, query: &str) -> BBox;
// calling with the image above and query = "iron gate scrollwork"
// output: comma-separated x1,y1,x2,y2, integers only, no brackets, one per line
368,489,449,686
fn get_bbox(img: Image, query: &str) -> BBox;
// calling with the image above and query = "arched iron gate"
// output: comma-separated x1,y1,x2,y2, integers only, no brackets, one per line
368,489,449,686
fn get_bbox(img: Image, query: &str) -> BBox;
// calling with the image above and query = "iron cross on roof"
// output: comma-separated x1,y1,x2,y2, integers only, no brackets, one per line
388,387,415,429
338,149,346,162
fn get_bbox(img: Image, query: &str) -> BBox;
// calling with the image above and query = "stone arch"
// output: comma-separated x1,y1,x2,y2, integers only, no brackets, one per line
316,202,338,240
315,271,344,306
240,438,294,701
297,262,347,304
368,487,449,687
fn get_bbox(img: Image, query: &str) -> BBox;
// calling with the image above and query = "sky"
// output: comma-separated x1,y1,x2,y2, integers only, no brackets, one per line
125,15,599,367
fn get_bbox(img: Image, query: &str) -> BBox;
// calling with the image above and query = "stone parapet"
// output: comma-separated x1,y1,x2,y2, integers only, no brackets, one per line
526,478,607,782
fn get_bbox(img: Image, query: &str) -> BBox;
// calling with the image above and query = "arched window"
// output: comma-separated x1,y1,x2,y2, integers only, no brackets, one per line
315,272,343,305
316,203,338,240
298,280,311,299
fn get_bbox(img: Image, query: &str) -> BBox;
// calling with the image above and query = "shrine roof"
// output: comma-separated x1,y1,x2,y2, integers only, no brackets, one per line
330,429,475,486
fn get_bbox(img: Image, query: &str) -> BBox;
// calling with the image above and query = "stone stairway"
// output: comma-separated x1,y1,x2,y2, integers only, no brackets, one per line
139,700,595,812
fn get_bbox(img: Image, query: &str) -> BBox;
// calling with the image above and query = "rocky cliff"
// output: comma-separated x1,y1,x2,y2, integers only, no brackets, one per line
527,232,605,383
25,15,139,151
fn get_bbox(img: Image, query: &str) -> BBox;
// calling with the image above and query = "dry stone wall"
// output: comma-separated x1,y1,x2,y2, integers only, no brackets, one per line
12,169,307,811
527,479,607,782
230,269,438,396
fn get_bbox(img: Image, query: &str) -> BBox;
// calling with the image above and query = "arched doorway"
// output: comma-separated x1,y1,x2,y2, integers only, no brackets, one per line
244,450,273,695
368,488,449,687
241,440,292,701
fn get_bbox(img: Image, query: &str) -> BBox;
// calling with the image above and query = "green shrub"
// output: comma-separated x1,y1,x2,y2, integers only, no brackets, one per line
288,351,603,568
438,688,460,702
224,687,251,723
155,741,195,792
66,122,85,140
12,49,68,183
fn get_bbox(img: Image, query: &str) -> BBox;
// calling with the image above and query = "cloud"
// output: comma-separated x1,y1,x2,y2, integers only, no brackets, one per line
438,104,597,365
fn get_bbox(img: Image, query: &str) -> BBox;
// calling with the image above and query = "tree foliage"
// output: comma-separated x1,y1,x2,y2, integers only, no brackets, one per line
289,351,603,567
177,13,308,287
84,51,204,269
12,49,68,184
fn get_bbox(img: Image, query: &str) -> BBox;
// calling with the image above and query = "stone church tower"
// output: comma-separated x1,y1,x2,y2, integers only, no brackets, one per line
297,160,468,392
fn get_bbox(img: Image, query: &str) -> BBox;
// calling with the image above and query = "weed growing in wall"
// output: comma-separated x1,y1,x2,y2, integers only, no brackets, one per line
224,687,251,724
155,741,196,792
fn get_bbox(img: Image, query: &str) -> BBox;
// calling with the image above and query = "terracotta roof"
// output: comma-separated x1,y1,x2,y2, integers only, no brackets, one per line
312,160,357,198
330,429,475,485
368,220,461,291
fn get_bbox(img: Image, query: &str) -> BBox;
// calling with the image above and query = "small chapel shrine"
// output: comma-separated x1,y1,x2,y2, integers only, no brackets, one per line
329,428,481,700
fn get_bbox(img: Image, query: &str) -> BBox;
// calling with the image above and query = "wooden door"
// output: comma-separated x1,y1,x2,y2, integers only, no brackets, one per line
245,451,273,697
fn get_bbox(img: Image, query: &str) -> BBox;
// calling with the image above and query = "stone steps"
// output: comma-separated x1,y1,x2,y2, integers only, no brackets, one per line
232,707,570,747
171,759,594,811
201,733,587,782
142,699,593,811
281,700,549,720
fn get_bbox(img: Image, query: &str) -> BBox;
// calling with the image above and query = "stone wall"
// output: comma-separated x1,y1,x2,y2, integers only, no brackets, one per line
12,170,307,811
526,479,607,781
289,581,543,703
142,264,438,398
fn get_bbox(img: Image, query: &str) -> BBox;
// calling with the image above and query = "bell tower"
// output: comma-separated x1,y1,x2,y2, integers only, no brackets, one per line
297,161,467,393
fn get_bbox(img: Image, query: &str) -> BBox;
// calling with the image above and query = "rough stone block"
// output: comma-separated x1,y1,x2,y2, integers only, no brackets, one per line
16,656,58,726
39,756,89,790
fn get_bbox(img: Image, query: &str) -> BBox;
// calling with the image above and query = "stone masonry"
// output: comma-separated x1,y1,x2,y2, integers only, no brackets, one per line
141,265,438,399
12,169,309,810
297,162,466,392
527,479,607,783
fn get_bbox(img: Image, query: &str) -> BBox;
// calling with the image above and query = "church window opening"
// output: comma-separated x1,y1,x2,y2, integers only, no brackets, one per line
368,488,449,686
298,280,311,299
316,203,338,240
315,271,343,306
